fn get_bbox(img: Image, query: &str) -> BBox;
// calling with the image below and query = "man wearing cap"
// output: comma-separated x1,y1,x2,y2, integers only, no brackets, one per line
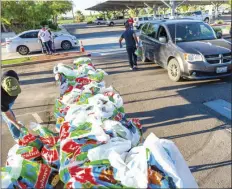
119,23,139,70
1,70,23,139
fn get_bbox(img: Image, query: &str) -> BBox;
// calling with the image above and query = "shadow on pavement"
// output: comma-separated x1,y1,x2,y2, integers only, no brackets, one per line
127,104,212,131
107,66,162,75
95,60,129,67
124,94,179,105
18,70,53,77
121,89,156,97
163,124,230,140
13,104,54,110
155,79,226,91
20,77,55,85
189,160,232,173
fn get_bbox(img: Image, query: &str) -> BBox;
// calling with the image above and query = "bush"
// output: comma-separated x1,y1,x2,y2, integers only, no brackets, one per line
40,20,58,30
87,21,93,24
215,20,224,24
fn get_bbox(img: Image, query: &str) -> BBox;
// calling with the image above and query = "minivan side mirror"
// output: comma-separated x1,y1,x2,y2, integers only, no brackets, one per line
159,37,167,43
216,32,222,39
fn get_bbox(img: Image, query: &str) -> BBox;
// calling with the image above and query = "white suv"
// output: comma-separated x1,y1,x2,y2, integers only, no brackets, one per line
94,18,107,25
106,16,127,26
179,11,210,23
133,16,154,29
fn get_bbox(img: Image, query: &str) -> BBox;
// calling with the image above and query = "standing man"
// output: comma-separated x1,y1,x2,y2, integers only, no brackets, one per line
119,23,139,70
38,25,52,55
1,70,24,140
47,28,55,54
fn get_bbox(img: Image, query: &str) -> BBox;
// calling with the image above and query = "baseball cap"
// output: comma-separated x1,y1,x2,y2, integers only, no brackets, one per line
2,76,21,96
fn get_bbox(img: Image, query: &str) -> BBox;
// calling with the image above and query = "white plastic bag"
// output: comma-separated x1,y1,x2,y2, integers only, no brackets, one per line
53,63,78,78
102,120,132,138
143,133,198,188
61,88,82,105
87,137,131,161
108,146,148,188
160,139,199,188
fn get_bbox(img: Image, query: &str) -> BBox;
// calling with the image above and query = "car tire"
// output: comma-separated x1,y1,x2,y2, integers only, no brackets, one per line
204,17,209,23
168,58,182,82
141,47,149,63
110,22,114,26
17,45,29,55
61,40,72,50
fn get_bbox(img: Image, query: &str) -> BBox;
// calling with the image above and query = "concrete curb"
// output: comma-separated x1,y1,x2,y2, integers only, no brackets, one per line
2,53,91,68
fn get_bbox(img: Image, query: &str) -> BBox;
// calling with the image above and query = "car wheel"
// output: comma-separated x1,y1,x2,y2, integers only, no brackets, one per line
17,45,29,55
204,17,209,23
61,41,72,50
168,58,181,82
141,46,149,63
110,22,114,26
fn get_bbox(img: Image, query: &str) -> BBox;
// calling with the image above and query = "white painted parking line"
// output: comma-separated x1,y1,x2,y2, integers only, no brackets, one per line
32,113,43,123
204,99,231,120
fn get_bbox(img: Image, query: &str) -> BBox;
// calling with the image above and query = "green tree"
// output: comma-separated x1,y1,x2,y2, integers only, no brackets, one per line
76,10,85,22
48,1,73,24
1,0,72,33
128,9,137,17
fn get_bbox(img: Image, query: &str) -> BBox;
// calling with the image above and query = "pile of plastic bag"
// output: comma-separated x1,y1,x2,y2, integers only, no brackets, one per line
1,57,198,189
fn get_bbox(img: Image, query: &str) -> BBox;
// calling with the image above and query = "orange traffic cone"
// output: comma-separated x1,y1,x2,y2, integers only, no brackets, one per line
80,41,85,53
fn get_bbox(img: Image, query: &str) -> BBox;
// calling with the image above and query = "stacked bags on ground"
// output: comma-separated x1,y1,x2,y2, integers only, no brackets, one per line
1,57,198,189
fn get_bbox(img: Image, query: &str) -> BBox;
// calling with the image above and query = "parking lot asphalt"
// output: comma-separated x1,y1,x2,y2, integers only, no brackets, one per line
1,24,231,188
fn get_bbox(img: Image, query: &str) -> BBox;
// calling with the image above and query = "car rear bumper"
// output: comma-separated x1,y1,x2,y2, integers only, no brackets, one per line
6,45,17,53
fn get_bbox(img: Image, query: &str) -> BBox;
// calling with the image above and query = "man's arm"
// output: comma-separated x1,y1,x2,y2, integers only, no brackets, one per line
38,30,41,39
133,32,139,47
119,37,123,47
2,110,23,130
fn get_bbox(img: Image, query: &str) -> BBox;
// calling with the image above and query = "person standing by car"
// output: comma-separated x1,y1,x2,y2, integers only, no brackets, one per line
47,28,55,54
119,23,139,70
38,25,52,55
1,70,25,140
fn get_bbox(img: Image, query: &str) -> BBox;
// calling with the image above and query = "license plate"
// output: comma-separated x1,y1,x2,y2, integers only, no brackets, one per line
216,66,227,73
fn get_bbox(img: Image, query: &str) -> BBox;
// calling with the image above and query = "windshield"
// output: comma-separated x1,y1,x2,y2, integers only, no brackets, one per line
168,22,216,43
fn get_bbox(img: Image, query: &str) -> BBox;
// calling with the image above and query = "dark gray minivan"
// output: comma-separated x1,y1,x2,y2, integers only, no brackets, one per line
139,20,232,81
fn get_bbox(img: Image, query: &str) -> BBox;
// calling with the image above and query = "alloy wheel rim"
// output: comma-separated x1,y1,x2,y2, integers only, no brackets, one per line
171,64,178,77
64,43,70,49
20,47,27,54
